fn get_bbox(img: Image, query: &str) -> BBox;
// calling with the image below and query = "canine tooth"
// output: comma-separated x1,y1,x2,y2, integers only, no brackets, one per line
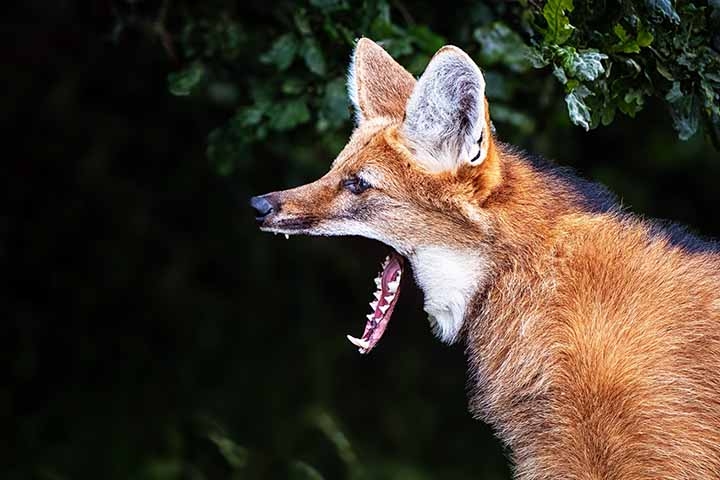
373,291,382,300
387,279,400,291
369,300,378,310
379,305,389,314
284,234,289,240
346,335,369,349
384,294,395,303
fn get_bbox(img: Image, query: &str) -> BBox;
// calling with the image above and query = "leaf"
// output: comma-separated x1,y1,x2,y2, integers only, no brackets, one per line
553,64,568,84
619,89,647,117
168,63,205,96
565,85,593,130
301,37,327,76
601,105,616,126
558,48,607,82
670,97,700,140
637,25,654,47
474,22,534,72
542,0,575,45
377,38,412,59
307,409,358,468
317,78,350,131
666,82,700,140
656,62,674,81
569,50,607,81
612,22,653,53
260,34,298,71
526,47,550,68
289,461,325,480
293,9,312,35
268,98,311,131
665,81,683,102
646,0,680,24
700,80,720,115
491,104,536,133
612,24,640,53
208,432,249,469
236,105,264,127
484,71,512,101
613,24,629,42
408,25,446,52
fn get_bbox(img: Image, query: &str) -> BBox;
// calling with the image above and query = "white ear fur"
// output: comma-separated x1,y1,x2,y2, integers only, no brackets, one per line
347,49,363,124
402,46,490,172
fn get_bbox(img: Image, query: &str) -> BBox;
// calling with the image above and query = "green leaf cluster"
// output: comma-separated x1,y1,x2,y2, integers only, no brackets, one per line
525,0,719,139
167,0,720,175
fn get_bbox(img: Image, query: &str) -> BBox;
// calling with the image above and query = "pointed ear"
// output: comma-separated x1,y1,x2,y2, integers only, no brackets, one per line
347,38,416,123
402,46,492,172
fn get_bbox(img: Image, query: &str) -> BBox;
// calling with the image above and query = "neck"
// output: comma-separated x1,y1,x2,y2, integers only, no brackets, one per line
462,150,624,474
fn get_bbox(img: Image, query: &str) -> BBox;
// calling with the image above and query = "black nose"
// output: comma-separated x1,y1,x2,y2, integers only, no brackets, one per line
250,195,275,222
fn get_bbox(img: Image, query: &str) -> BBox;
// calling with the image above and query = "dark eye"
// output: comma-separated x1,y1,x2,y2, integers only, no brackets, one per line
342,176,372,194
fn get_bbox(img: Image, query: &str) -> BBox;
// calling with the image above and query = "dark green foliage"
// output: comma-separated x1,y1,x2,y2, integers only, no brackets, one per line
526,0,720,140
169,0,720,175
168,62,205,95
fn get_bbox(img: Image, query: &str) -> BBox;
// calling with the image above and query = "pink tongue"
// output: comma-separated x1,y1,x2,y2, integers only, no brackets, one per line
346,252,403,354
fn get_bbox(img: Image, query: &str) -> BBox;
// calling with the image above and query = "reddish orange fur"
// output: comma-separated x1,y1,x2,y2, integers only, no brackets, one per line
465,151,720,479
256,40,720,479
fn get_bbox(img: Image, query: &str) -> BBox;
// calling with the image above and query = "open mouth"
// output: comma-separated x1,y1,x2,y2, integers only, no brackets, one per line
346,251,403,354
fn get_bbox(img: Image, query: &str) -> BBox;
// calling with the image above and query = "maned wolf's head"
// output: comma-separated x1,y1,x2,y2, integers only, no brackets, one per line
251,38,502,353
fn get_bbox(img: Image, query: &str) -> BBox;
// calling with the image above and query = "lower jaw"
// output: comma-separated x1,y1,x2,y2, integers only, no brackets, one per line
346,251,404,354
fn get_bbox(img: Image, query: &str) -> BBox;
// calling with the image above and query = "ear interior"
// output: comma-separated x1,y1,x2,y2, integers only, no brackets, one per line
347,38,416,123
402,46,491,172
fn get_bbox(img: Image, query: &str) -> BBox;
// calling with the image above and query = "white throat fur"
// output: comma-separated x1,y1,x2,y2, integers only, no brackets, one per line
409,246,489,343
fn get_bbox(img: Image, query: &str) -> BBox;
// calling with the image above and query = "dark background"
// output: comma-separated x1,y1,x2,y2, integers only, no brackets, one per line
4,1,719,479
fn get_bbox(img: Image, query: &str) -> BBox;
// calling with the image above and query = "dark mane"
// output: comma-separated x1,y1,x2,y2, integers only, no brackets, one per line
521,152,619,215
513,146,719,255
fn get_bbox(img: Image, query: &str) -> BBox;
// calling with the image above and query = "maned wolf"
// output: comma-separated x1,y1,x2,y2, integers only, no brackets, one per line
250,38,720,479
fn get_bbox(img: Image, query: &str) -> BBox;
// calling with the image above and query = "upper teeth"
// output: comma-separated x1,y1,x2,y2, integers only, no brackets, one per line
387,279,400,292
374,277,382,287
384,294,395,303
373,291,381,300
369,300,378,310
346,335,369,350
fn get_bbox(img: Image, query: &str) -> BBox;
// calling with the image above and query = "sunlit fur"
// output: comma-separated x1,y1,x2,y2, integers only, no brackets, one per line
257,39,720,478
